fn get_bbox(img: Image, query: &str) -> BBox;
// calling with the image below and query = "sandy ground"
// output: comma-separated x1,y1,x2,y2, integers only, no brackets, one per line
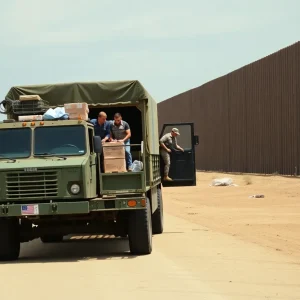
1,172,300,299
165,172,300,261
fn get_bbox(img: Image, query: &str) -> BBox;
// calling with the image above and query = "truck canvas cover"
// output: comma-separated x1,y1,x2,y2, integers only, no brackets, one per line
6,80,155,105
4,80,159,154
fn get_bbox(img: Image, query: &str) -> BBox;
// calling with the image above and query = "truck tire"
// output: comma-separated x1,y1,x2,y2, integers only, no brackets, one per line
40,235,64,243
0,218,20,261
128,198,152,255
152,187,164,234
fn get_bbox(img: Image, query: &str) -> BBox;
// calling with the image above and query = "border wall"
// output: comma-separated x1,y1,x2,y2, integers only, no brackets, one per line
158,42,300,175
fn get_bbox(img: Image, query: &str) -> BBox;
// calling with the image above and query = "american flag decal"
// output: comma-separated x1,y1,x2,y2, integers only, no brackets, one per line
21,205,39,215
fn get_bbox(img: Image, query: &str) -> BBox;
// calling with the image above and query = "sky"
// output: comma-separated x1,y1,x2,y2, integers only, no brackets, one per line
0,0,299,121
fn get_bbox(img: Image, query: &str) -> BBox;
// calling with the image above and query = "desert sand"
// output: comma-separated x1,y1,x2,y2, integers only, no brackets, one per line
1,172,300,299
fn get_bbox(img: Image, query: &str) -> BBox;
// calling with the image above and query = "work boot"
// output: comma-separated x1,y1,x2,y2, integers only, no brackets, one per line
164,176,172,181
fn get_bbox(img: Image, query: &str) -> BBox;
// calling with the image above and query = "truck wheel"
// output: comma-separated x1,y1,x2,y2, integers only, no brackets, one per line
40,235,64,243
128,198,152,255
0,218,20,261
152,187,164,234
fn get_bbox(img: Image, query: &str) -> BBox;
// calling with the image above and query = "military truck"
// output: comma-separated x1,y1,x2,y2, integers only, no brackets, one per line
0,81,198,261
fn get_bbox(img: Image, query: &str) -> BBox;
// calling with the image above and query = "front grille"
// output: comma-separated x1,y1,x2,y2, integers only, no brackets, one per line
6,170,58,200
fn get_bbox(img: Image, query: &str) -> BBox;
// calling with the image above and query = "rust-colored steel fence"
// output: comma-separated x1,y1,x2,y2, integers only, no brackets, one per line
158,42,300,175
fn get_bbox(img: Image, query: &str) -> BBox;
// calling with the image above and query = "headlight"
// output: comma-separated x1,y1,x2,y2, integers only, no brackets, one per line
70,184,80,195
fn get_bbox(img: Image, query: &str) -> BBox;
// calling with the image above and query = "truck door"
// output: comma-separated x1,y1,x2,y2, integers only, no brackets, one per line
159,123,198,187
88,127,98,197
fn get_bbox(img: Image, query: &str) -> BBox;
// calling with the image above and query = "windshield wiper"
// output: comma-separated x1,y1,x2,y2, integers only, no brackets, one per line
0,155,16,163
35,153,67,160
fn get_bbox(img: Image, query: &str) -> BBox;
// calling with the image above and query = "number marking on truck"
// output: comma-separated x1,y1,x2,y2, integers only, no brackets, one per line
24,168,38,172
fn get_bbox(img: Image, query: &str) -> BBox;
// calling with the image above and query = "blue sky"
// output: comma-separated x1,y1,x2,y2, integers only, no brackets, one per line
0,0,298,121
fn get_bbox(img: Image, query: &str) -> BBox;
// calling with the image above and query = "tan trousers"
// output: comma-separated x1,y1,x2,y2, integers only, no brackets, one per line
160,150,170,176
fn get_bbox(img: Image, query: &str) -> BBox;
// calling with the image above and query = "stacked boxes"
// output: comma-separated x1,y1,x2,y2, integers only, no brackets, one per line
18,115,43,121
19,95,42,101
103,142,126,173
12,94,49,116
17,96,43,120
64,103,89,120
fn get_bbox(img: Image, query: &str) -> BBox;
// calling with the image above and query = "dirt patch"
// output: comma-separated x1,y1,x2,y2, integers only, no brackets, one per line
163,172,300,262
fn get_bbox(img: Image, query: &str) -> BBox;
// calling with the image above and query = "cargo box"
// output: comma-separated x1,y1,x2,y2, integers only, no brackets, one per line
103,142,125,159
68,112,89,120
104,158,126,173
19,95,41,101
64,103,89,113
18,115,43,121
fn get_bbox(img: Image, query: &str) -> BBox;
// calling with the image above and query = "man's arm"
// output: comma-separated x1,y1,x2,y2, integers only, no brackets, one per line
102,122,110,143
102,134,110,143
118,122,131,142
109,123,115,141
122,129,131,142
175,137,184,152
176,144,184,152
159,135,171,153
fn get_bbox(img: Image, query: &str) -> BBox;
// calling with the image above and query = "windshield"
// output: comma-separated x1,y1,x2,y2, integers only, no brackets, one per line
34,125,86,156
0,128,31,158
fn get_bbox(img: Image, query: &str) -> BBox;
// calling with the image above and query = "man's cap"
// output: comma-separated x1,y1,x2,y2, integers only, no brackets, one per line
172,128,180,135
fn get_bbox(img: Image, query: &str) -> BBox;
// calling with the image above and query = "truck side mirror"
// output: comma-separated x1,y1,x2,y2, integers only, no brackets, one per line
193,135,199,146
93,136,103,154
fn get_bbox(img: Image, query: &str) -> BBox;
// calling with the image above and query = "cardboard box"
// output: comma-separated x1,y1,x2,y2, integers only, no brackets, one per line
64,103,89,120
64,103,89,113
19,95,41,101
68,112,89,121
104,158,126,173
18,115,43,121
103,142,125,159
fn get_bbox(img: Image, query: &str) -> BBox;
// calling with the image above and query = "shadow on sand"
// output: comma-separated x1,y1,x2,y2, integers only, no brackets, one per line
0,231,184,265
0,235,137,265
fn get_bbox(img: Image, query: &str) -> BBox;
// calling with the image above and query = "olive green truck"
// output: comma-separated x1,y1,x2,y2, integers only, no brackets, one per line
0,81,198,261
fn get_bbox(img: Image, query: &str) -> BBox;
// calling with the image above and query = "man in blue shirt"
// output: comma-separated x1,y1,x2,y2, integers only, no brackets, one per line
90,112,111,143
90,111,112,173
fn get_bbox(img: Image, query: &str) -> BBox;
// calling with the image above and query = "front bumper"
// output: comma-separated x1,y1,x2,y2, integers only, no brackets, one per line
0,197,146,217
